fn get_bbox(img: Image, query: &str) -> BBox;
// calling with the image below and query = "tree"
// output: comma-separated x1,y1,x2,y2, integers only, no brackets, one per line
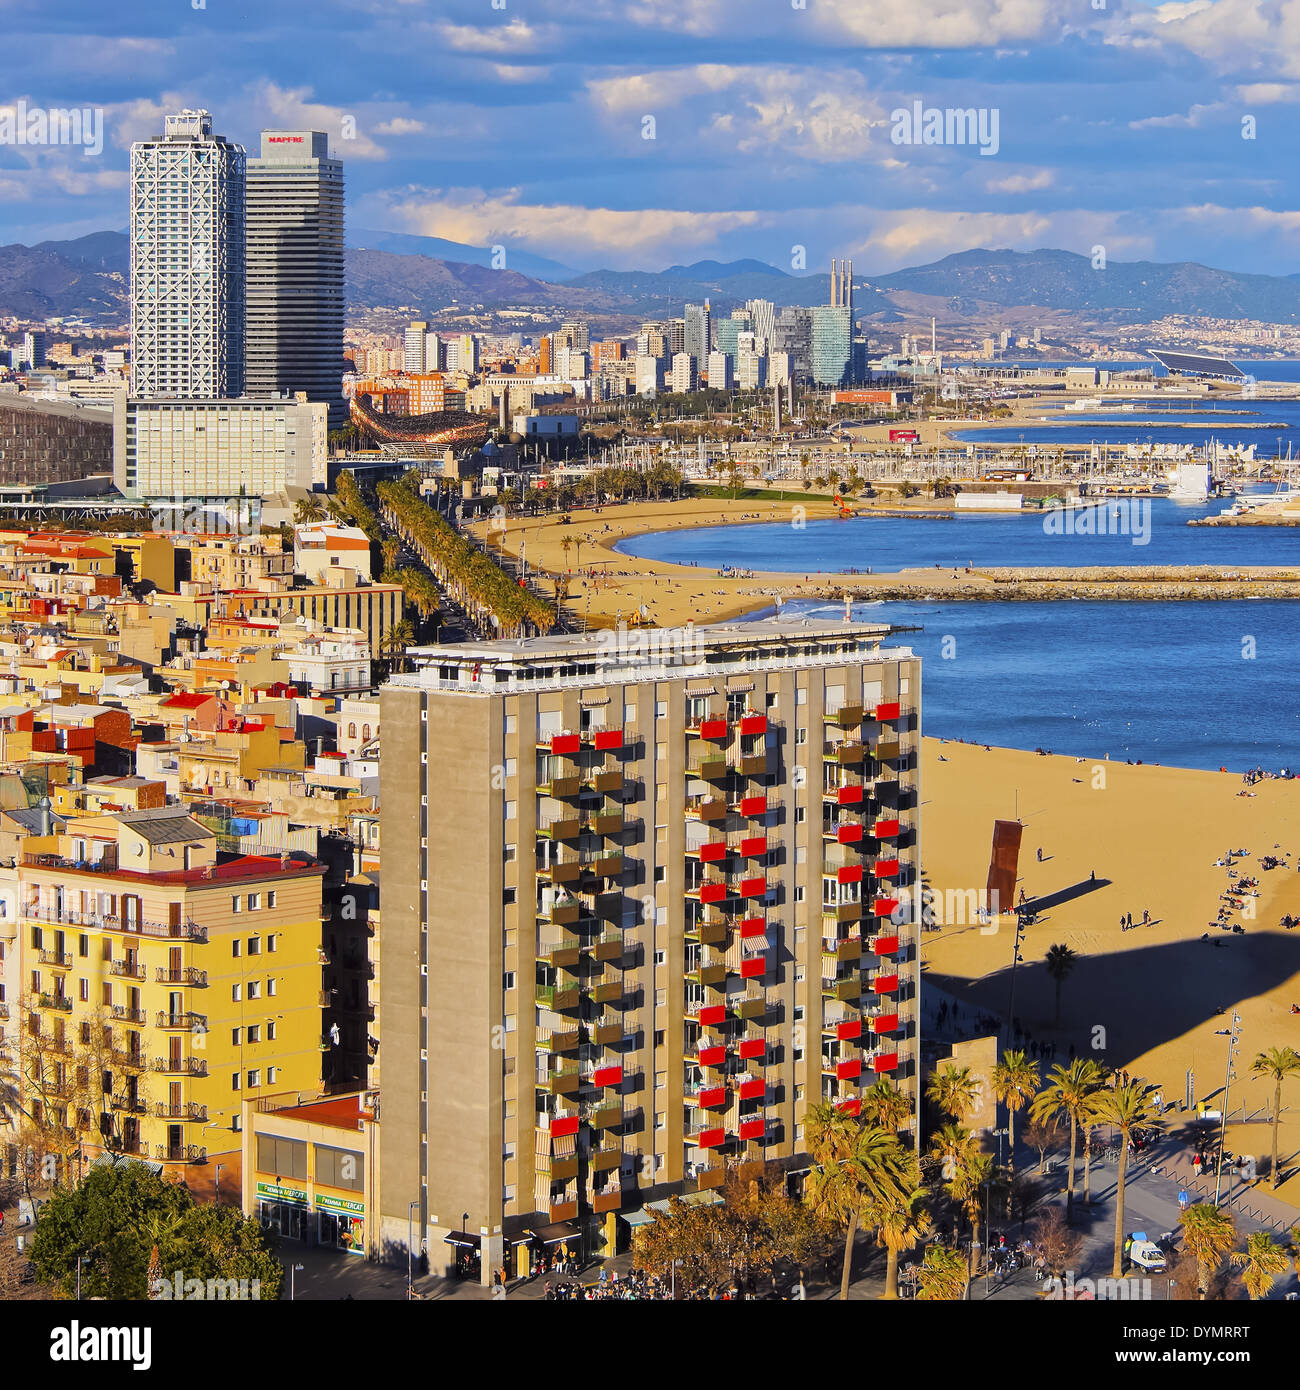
1030,1203,1082,1277
1179,1202,1237,1300
1092,1080,1164,1277
381,620,416,672
1030,1058,1103,1224
1044,943,1078,1026
859,1078,912,1134
804,1102,914,1301
30,1161,282,1300
991,1049,1039,1211
1022,1111,1062,1175
1251,1046,1300,1190
869,1171,930,1300
915,1242,967,1300
293,495,326,525
927,1064,980,1123
1231,1231,1289,1300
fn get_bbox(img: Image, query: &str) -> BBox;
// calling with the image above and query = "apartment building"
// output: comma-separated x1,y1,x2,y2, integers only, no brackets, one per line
14,806,326,1195
378,619,921,1282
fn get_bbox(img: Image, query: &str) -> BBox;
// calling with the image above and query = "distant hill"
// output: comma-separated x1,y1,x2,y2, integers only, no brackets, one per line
869,248,1300,323
347,227,573,280
0,234,127,321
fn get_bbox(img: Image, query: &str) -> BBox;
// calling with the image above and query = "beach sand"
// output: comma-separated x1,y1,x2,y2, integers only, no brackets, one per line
920,738,1300,1211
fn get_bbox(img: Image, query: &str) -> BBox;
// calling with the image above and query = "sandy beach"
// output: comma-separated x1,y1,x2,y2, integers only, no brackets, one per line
920,737,1300,1211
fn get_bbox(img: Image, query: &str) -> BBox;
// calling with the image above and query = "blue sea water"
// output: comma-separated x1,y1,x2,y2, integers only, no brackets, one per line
749,598,1300,772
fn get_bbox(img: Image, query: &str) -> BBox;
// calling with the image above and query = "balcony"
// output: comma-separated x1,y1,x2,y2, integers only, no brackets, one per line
542,1061,581,1095
107,959,145,980
544,733,582,756
592,728,626,752
156,1011,206,1031
825,783,863,806
686,796,727,823
546,1154,579,1183
695,1002,727,1027
731,993,766,1021
538,940,583,970
585,852,624,880
38,993,73,1012
693,882,729,906
738,876,767,900
110,1048,146,1071
691,717,728,740
874,702,902,721
737,795,768,818
697,1042,727,1068
588,811,625,837
874,818,901,839
155,967,208,987
691,839,728,863
543,1027,581,1053
739,956,766,980
827,821,863,844
155,1102,207,1122
739,916,766,939
550,1199,580,1223
540,900,582,927
38,949,72,970
873,897,900,918
871,1012,899,1034
592,1018,625,1046
690,913,730,946
687,1084,728,1109
824,703,864,727
152,1056,207,1076
538,858,583,886
110,1093,147,1114
591,1143,622,1172
737,1077,765,1102
154,1144,206,1164
822,977,861,1003
592,1189,623,1214
538,775,582,799
537,983,581,1012
539,815,582,841
875,858,901,879
591,930,626,963
736,753,768,777
870,1051,900,1073
688,752,729,781
586,770,624,795
737,1037,766,1061
823,934,863,962
824,741,866,766
692,1126,727,1149
685,960,727,987
826,902,863,924
872,974,900,995
871,934,899,956
590,1065,623,1089
738,1117,767,1142
589,974,624,1005
588,1103,623,1131
874,740,902,762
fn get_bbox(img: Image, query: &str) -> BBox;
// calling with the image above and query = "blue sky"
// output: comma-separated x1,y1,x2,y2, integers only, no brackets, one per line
3,0,1300,276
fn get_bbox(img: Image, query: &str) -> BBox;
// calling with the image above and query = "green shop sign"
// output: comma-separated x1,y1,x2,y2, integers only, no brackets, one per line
257,1181,308,1205
315,1192,365,1216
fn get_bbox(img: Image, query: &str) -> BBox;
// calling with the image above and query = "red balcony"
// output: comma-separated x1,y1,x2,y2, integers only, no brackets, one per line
875,702,901,721
699,718,728,740
739,876,767,898
739,715,767,736
836,1058,862,1080
738,1118,766,1141
875,858,901,878
739,795,768,817
738,1037,765,1061
837,864,863,886
836,1019,862,1040
698,1127,726,1149
593,1189,623,1213
699,1085,727,1108
836,785,862,806
873,1013,899,1034
873,897,899,917
700,883,728,904
836,823,863,844
551,1201,580,1222
740,956,765,980
551,1115,580,1138
592,1065,623,1088
551,733,581,756
872,1052,900,1073
699,1004,726,1027
836,1098,862,1117
872,934,899,955
698,1043,727,1066
740,835,767,857
738,1078,765,1101
739,916,766,938
698,841,728,863
593,728,624,750
873,974,899,994
874,818,900,838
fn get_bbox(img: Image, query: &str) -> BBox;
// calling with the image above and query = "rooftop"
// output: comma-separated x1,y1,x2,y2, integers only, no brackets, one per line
264,1093,369,1132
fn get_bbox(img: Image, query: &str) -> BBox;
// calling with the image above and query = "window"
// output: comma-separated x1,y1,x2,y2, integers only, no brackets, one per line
655,700,667,718
267,1021,277,1041
505,714,517,735
655,989,667,1007
503,888,516,906
504,800,516,820
80,979,90,1002
654,866,665,883
266,892,276,909
797,688,807,706
267,934,277,953
503,843,516,864
654,950,666,966
315,1145,365,1192
247,981,261,1000
267,978,277,997
795,727,807,746
247,937,261,956
232,896,242,914
231,1028,242,1045
654,1029,665,1047
78,935,88,958
232,939,241,957
503,971,516,991
794,886,806,903
247,1069,261,1089
504,758,516,777
255,1135,306,1179
247,1025,261,1043
247,893,261,911
267,1067,278,1083
795,806,806,824
231,1072,241,1092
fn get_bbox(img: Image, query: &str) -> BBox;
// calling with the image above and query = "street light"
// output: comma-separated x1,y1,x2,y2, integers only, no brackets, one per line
290,1262,305,1301
214,1164,224,1205
1214,1013,1243,1207
407,1200,418,1298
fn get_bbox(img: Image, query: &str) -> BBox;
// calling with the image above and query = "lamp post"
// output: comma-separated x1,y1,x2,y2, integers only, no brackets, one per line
290,1262,305,1301
214,1164,224,1205
1214,1013,1242,1207
407,1200,417,1299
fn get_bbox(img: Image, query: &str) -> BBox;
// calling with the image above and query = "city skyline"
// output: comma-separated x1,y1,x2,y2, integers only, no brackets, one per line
2,0,1300,275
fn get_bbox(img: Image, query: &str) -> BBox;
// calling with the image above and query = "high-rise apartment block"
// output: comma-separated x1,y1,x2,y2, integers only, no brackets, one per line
684,303,711,364
379,620,921,1280
130,110,246,399
245,130,346,428
670,352,697,393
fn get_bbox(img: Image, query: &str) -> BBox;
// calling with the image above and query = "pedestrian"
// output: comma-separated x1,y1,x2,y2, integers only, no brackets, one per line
1090,869,1096,884
1037,847,1043,862
1142,909,1150,926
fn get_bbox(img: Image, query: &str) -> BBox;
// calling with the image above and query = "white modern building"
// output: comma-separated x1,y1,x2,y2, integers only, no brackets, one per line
635,353,666,396
670,352,698,393
706,351,732,390
245,130,346,427
112,392,328,499
130,110,246,399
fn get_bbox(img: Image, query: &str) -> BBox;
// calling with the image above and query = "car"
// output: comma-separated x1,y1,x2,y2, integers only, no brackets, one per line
1126,1232,1167,1272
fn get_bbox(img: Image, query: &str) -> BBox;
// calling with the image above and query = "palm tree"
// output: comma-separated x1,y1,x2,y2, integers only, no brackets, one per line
1093,1080,1164,1277
1231,1231,1289,1300
927,1064,980,1123
915,1243,967,1301
1251,1046,1300,1190
804,1103,912,1301
929,1122,991,1292
869,1174,930,1300
1030,1058,1103,1224
1044,943,1078,1026
559,535,574,572
860,1078,912,1134
1179,1203,1236,1299
991,1050,1040,1206
381,620,415,672
1079,1074,1113,1207
293,495,326,524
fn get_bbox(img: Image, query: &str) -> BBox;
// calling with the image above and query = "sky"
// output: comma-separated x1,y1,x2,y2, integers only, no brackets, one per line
3,0,1300,277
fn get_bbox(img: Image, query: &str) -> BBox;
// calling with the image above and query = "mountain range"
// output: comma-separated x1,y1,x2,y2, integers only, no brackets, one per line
5,230,1299,333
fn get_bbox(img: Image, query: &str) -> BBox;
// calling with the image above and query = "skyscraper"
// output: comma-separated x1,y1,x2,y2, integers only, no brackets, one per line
715,311,752,361
246,130,346,427
772,306,812,379
684,302,711,363
130,110,245,399
811,306,852,387
743,299,775,355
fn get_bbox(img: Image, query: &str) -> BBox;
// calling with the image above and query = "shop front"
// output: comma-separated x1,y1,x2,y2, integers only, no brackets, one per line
316,1191,366,1255
256,1181,310,1241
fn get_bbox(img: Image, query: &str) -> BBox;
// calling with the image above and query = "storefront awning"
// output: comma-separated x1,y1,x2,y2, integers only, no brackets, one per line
526,1220,579,1245
443,1231,481,1249
623,1191,724,1228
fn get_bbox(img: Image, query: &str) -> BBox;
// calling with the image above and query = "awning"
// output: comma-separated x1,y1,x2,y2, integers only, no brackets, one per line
443,1231,481,1250
526,1221,579,1245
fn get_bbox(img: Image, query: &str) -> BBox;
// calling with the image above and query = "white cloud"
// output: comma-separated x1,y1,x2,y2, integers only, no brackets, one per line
1127,0,1300,77
375,117,425,135
986,168,1055,193
251,83,388,160
812,0,1058,48
1129,102,1225,129
437,19,546,54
